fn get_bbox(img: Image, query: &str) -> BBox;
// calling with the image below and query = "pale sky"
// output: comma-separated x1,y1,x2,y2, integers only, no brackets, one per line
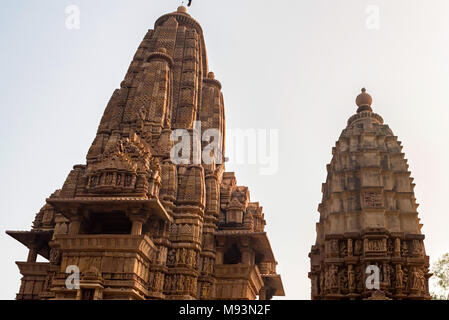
1,0,448,300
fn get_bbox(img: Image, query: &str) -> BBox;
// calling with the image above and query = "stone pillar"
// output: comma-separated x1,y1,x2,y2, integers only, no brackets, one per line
348,264,356,293
216,242,225,265
347,239,353,257
394,238,401,257
241,248,253,265
27,245,38,263
259,287,267,301
240,237,253,265
68,217,81,236
130,216,146,236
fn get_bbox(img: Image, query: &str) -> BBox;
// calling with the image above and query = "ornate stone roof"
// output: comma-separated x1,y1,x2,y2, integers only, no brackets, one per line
7,6,283,301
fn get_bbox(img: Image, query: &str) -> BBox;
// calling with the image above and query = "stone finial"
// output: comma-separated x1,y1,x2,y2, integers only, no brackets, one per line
356,88,373,113
207,72,215,79
177,6,187,13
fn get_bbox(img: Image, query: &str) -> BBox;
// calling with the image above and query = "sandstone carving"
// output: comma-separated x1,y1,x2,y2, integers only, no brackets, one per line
309,89,431,300
6,6,283,301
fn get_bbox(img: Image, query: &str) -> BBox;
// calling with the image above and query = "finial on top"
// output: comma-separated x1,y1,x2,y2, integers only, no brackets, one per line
356,87,373,113
177,6,187,13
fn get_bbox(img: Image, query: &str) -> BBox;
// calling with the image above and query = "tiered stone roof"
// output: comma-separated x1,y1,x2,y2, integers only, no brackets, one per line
309,89,430,300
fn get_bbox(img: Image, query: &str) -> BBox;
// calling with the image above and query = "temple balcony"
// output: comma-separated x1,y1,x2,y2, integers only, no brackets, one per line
214,264,264,300
51,234,157,300
15,262,50,300
214,230,285,300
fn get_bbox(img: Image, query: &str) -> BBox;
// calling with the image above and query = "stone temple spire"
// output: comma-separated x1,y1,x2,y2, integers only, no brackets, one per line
309,89,431,300
7,7,283,301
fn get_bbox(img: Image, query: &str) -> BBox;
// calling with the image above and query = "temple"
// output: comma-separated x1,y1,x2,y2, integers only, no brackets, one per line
309,89,431,300
7,6,284,300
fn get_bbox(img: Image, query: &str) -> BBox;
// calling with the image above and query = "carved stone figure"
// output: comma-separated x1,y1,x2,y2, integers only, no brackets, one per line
354,240,363,256
339,269,348,291
201,283,210,299
327,265,338,290
412,240,423,256
167,249,176,266
178,276,185,292
164,275,172,291
187,251,195,266
394,238,401,257
348,266,355,293
340,241,347,257
49,248,61,265
180,248,187,265
319,272,325,294
347,239,353,257
403,267,409,291
401,242,409,257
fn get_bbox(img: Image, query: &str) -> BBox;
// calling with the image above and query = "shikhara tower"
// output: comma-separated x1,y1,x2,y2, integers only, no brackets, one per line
7,6,284,300
309,89,431,300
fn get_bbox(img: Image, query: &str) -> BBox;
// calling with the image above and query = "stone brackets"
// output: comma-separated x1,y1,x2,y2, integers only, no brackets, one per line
6,230,53,260
47,197,173,223
261,274,285,297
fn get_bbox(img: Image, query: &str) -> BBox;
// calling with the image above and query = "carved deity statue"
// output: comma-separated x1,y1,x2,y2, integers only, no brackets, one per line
348,265,355,293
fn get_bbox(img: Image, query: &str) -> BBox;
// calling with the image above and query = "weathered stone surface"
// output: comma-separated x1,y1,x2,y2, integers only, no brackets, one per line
309,89,431,300
7,6,283,301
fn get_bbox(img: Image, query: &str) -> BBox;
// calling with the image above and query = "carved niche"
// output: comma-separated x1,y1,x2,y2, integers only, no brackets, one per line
85,134,161,197
225,187,249,225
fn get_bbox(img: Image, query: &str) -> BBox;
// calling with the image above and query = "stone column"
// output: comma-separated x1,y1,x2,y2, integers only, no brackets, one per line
216,240,225,265
347,239,353,257
241,248,253,265
130,215,147,236
348,264,356,293
27,245,38,263
68,217,81,236
259,287,267,301
240,237,253,265
394,238,401,257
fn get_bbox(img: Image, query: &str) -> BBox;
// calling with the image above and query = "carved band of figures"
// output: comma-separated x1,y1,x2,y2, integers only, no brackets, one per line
164,274,198,295
167,248,199,268
317,262,428,297
88,171,136,190
366,239,387,252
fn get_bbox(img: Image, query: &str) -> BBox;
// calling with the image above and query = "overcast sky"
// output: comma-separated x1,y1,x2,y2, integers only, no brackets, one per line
1,0,448,300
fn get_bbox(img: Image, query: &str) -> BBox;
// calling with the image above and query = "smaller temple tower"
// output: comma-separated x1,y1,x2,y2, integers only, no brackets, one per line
309,89,431,300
